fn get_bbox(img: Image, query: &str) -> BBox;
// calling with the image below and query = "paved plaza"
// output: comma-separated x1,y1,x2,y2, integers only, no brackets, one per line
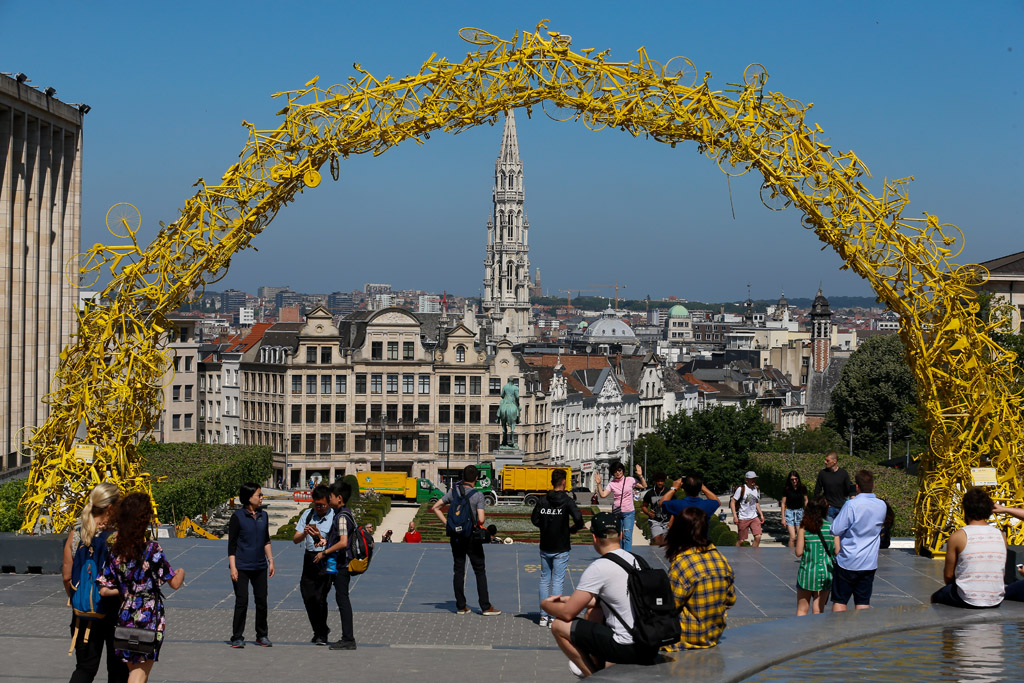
0,539,956,682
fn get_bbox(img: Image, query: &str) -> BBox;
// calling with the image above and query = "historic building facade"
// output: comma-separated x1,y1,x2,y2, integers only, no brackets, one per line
481,111,534,345
235,307,548,487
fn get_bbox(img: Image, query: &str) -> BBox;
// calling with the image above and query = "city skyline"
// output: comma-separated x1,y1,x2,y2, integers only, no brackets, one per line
5,1,1021,302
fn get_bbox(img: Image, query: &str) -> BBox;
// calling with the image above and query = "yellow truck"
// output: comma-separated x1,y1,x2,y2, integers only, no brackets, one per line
496,465,572,506
355,471,446,503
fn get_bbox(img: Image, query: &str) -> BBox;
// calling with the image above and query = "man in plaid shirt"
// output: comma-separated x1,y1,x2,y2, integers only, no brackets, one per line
663,507,736,650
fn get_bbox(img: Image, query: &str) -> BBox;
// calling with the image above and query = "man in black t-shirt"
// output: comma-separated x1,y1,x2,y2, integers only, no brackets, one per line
640,471,671,546
813,451,853,521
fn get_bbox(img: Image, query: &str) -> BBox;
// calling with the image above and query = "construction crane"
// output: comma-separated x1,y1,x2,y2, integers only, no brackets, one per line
589,283,628,310
557,288,598,310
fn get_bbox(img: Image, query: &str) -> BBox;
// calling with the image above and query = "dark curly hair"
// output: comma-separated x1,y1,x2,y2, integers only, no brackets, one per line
110,492,154,563
962,487,994,523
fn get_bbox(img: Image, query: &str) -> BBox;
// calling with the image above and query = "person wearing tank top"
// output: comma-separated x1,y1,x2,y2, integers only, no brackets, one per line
931,487,1005,608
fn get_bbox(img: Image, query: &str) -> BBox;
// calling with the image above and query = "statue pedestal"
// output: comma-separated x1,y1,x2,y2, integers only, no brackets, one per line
493,448,524,477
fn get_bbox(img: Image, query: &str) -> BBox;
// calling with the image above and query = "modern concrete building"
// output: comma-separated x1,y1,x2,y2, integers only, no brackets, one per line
0,73,87,468
975,250,1024,333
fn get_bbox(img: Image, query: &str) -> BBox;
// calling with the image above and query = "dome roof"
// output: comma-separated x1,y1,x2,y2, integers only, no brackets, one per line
668,304,690,318
582,310,637,342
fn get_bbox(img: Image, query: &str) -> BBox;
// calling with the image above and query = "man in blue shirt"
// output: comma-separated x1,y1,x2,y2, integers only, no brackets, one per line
659,475,721,529
292,484,335,645
830,469,888,612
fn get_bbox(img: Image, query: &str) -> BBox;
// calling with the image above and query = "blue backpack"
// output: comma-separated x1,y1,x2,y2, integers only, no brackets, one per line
446,483,476,538
68,530,112,654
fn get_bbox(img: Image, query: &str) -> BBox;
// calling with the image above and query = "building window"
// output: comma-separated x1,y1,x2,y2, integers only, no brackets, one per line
371,374,383,394
385,435,398,453
454,405,466,423
184,414,192,429
454,434,466,453
306,347,317,363
292,376,302,394
370,404,382,421
488,434,500,452
320,405,332,423
403,374,414,394
439,432,449,453
291,434,301,453
320,434,331,454
305,434,316,454
387,374,398,394
387,404,398,422
456,345,466,363
489,378,501,395
419,375,430,394
439,376,451,394
322,376,332,394
355,374,366,394
470,405,481,424
335,404,346,422
439,405,450,423
402,404,414,422
387,341,399,360
489,405,499,424
291,405,301,424
371,341,383,360
321,346,332,364
184,356,192,372
470,377,481,395
469,434,480,454
306,405,316,423
454,376,466,395
335,434,346,452
307,375,317,394
354,404,366,423
355,435,366,452
336,375,347,394
172,414,181,430
418,435,430,452
401,435,413,452
418,405,429,422
172,357,180,373
403,341,414,360
172,385,181,401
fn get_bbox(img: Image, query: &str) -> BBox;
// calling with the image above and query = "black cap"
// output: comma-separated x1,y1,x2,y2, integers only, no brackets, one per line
590,512,621,538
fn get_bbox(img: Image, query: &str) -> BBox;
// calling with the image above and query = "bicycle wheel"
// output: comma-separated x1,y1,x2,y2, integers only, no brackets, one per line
106,203,141,240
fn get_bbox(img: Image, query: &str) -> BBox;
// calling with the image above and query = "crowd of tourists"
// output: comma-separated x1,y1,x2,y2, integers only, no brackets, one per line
62,451,1024,682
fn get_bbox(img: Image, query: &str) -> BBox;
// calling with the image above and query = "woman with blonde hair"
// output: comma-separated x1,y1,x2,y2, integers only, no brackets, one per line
98,492,185,683
62,481,128,683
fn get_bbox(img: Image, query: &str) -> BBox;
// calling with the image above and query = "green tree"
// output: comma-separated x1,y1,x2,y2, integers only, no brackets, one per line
632,433,674,478
653,403,773,492
825,334,923,461
767,425,844,454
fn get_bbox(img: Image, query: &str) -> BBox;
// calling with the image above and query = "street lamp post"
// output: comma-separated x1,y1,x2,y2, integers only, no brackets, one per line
380,413,386,472
906,436,911,471
847,418,854,459
886,421,894,462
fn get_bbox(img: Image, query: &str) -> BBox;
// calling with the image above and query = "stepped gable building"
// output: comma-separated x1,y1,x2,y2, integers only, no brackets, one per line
482,110,535,345
234,306,548,488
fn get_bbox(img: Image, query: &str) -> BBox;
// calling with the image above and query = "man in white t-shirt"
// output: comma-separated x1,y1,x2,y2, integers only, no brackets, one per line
541,512,660,678
729,471,765,547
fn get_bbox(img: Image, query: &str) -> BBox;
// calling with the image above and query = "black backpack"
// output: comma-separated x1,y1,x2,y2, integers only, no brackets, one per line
446,483,476,539
600,552,681,649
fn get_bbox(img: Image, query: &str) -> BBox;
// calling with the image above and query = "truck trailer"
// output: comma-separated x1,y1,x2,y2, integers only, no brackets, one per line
355,471,446,503
470,463,572,505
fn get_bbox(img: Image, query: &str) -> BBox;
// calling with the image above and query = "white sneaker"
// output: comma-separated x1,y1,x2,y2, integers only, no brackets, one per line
568,661,585,679
538,616,549,627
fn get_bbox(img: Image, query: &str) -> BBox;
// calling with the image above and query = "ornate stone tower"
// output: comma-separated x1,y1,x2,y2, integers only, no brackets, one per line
810,287,832,373
482,110,534,344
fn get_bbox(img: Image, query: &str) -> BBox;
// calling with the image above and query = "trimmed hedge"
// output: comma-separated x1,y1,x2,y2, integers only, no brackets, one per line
748,451,916,536
0,479,27,532
141,442,273,522
272,512,302,541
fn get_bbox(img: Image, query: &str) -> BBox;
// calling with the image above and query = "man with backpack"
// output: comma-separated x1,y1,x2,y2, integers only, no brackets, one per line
531,468,585,627
292,484,334,645
430,465,500,616
315,481,358,650
541,512,666,678
730,471,765,547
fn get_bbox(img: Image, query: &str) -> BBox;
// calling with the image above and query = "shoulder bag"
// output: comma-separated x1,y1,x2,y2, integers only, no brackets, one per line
815,529,839,575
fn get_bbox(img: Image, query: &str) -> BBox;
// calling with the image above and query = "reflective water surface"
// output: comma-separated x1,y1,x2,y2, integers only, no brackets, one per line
746,622,1024,682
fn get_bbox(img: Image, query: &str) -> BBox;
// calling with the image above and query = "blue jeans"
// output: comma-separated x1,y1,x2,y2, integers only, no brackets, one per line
826,506,842,522
619,511,635,552
539,550,570,618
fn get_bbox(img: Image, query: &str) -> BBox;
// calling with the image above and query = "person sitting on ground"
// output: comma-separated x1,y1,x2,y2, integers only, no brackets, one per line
663,507,735,650
993,504,1024,602
660,474,720,541
781,470,808,549
931,488,1005,608
730,472,765,547
403,521,421,543
541,512,660,678
795,496,833,616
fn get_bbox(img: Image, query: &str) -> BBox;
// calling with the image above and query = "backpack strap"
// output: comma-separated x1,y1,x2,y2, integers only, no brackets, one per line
595,552,641,639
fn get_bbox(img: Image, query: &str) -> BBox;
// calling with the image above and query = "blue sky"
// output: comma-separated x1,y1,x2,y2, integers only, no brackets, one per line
5,1,1022,302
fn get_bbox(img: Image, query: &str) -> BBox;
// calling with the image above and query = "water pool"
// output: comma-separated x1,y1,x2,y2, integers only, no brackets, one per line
746,621,1024,682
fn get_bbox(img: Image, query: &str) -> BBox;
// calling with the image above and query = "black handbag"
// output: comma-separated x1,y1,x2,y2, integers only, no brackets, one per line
113,625,158,655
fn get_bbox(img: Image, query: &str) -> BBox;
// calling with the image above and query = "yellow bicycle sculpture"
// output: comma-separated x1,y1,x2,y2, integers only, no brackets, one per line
18,22,1023,556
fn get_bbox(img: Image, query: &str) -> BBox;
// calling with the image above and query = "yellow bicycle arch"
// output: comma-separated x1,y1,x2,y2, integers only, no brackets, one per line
20,22,1024,556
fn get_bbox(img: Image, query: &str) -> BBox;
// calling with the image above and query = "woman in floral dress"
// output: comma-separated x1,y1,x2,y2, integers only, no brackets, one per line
98,492,185,683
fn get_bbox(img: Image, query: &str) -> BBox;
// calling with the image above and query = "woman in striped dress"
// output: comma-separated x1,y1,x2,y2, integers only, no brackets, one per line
795,496,833,615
